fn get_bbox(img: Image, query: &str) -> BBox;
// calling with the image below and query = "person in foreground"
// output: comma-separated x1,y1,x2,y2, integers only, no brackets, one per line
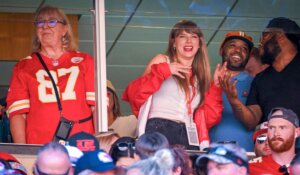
196,143,248,175
123,19,224,150
75,149,118,175
34,142,72,175
249,107,299,175
6,5,95,144
126,149,174,175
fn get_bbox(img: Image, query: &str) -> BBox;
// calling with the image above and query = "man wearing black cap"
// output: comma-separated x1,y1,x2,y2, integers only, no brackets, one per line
219,17,300,130
210,31,254,151
249,107,299,175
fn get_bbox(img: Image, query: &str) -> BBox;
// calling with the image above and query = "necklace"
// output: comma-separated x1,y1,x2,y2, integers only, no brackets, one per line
52,59,59,66
41,51,61,66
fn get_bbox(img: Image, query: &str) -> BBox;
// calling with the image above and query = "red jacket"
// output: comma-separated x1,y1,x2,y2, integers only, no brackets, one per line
122,63,223,143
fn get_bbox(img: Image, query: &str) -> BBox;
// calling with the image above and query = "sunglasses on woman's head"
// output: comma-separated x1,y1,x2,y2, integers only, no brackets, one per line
116,142,135,151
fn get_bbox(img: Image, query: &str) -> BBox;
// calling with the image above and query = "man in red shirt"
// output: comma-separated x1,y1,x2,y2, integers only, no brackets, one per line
249,107,299,175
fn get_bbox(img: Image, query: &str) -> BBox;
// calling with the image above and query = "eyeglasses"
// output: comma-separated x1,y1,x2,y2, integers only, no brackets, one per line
34,164,70,175
279,165,289,175
116,142,135,151
256,135,267,144
34,19,65,28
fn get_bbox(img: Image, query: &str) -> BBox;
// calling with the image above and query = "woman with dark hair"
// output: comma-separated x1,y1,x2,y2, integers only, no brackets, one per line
123,20,224,150
109,136,136,168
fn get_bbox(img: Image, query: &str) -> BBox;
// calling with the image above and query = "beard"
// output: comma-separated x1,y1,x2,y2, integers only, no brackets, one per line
268,133,295,153
261,36,281,65
222,52,248,71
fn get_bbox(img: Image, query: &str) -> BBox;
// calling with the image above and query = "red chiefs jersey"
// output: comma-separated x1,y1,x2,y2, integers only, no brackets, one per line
6,51,95,144
249,155,292,175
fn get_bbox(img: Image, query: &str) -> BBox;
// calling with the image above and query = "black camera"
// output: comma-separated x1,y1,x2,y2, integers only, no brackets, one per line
53,119,73,142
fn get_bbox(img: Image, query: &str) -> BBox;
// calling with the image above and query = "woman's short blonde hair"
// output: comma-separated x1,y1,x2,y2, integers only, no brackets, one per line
32,5,77,52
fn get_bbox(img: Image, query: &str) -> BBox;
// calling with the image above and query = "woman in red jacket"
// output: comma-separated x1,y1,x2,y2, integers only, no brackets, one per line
123,20,224,150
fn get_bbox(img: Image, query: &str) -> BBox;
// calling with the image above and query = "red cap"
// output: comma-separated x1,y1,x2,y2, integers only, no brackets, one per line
252,122,268,142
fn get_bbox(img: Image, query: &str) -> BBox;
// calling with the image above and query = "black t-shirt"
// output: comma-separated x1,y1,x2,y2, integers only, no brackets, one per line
246,52,300,122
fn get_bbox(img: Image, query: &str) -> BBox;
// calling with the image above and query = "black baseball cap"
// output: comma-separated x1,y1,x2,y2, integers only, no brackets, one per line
266,17,300,35
267,107,299,127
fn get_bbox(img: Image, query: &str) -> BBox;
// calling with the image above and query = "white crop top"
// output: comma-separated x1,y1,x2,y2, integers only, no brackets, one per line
148,76,201,123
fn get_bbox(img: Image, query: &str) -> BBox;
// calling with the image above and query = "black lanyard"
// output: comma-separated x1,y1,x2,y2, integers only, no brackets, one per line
35,52,63,114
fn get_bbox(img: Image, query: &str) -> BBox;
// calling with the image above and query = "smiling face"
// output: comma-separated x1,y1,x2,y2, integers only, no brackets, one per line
36,14,67,49
173,30,200,65
34,7,68,51
221,39,250,71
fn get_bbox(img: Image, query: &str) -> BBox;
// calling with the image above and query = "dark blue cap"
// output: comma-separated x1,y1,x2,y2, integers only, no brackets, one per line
75,150,115,175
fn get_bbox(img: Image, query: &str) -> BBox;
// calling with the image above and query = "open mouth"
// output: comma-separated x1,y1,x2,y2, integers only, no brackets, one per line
183,46,193,52
231,55,241,61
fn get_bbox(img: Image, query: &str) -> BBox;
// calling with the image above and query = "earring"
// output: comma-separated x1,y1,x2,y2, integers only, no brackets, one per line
62,35,66,43
62,35,68,48
173,47,176,51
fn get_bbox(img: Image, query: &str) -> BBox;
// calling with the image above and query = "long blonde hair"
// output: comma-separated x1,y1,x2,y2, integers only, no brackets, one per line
32,5,77,52
166,20,211,107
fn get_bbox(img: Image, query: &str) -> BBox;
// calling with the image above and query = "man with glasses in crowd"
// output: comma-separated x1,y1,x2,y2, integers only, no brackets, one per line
252,121,271,157
218,17,300,133
34,142,72,175
209,31,254,151
249,107,299,175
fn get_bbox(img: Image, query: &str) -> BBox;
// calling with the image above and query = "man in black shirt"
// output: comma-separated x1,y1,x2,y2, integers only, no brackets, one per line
218,17,300,129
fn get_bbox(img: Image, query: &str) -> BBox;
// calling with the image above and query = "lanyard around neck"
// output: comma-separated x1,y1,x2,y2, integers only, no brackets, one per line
35,52,63,113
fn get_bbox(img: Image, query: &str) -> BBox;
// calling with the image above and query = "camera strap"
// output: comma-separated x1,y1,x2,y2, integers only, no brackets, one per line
36,52,92,124
36,52,63,114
